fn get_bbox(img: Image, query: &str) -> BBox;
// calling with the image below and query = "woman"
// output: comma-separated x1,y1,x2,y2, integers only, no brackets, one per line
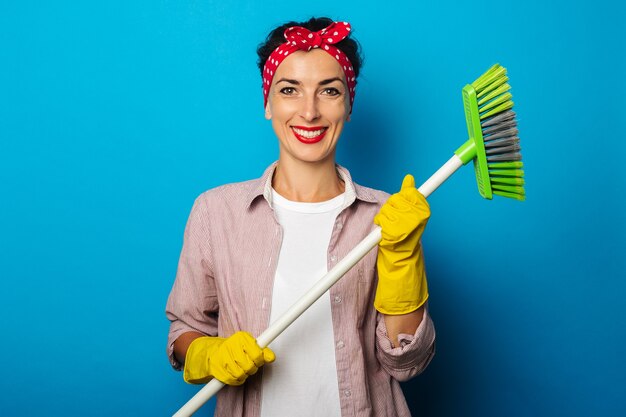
166,17,435,417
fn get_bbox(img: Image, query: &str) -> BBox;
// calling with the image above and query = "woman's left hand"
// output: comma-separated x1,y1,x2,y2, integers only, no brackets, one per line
373,174,430,315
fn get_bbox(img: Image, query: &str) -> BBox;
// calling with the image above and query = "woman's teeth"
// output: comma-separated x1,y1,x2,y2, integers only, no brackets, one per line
292,127,326,138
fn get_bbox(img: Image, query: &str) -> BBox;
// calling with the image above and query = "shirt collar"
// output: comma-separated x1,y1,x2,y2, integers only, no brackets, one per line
245,161,379,209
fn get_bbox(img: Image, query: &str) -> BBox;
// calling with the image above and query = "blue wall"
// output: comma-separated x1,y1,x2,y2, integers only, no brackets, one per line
1,1,624,416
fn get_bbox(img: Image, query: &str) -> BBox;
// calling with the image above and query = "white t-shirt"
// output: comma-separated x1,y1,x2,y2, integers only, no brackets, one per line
260,189,345,417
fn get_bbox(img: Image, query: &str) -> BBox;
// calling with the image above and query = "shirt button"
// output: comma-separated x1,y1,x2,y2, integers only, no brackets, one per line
336,340,345,349
344,390,352,397
334,295,342,304
330,254,337,262
336,222,343,230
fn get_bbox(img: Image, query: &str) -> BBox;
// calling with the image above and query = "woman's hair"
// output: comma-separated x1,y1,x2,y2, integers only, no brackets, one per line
256,16,363,80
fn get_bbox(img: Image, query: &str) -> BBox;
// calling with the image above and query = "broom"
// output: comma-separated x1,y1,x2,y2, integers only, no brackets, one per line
173,63,524,417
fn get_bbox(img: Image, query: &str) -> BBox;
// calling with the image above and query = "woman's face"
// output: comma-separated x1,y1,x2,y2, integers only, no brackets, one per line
265,49,350,165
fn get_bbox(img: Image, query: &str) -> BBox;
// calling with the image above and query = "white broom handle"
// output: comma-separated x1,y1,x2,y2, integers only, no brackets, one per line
173,154,464,417
418,155,464,198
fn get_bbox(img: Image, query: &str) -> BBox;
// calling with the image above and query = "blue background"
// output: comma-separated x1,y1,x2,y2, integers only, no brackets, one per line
1,1,625,416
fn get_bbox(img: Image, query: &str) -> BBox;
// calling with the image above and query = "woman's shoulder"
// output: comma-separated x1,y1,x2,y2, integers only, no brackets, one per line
190,163,275,215
194,178,256,201
192,177,265,210
349,181,390,207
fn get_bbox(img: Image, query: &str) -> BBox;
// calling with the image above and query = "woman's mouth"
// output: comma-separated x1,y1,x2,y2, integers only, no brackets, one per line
291,126,328,144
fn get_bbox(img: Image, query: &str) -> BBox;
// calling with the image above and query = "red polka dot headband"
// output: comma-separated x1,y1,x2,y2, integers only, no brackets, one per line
262,21,357,111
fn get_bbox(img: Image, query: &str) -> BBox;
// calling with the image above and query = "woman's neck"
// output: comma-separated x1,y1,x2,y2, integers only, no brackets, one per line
272,157,345,202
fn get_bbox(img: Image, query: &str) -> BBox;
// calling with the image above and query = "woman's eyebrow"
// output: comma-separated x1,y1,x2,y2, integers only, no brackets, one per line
276,78,300,85
319,77,344,86
275,77,345,86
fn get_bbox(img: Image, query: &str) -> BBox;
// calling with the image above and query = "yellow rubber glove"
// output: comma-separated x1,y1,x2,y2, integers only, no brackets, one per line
183,331,276,385
373,174,430,315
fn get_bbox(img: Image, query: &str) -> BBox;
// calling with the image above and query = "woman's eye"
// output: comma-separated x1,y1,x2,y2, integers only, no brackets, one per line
322,88,341,96
280,87,296,95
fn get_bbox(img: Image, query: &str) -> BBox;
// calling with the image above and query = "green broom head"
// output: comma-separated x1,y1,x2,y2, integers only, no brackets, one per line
454,64,525,201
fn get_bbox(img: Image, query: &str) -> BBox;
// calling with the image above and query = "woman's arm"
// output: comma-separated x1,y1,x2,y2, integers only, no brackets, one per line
382,306,424,348
166,195,221,369
173,331,206,365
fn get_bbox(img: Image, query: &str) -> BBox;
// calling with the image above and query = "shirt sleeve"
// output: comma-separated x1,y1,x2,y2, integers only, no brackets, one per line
374,305,436,382
165,195,219,370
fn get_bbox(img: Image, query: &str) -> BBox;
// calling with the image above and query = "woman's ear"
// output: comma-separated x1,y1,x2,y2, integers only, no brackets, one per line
264,103,272,120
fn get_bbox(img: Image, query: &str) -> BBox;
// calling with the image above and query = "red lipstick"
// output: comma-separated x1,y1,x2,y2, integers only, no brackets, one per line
291,126,328,144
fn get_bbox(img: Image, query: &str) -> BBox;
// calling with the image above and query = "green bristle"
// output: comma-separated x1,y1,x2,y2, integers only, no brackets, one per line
488,161,523,169
478,83,511,107
490,176,525,185
493,190,526,201
488,169,524,177
472,65,506,92
492,184,525,194
479,92,513,117
476,76,509,100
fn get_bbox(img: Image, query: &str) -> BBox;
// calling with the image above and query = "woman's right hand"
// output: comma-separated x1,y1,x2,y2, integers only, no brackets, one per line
183,331,276,385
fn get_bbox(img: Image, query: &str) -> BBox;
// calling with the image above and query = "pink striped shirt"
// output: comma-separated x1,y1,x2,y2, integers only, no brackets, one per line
166,163,436,417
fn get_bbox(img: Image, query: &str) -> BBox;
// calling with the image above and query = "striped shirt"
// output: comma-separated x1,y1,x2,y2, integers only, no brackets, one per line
166,162,436,417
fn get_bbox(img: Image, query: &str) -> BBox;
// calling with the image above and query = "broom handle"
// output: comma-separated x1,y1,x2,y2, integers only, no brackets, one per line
173,154,464,417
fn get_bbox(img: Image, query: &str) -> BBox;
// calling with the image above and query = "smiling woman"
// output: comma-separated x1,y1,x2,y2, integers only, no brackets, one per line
165,16,436,417
267,49,351,200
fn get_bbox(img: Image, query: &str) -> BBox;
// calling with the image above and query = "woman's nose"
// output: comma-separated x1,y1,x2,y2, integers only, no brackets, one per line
300,95,321,121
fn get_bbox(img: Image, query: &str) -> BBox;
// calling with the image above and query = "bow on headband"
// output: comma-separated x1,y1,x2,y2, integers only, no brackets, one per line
262,21,357,111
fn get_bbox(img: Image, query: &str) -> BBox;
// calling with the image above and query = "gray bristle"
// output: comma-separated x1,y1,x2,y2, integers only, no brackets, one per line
481,110,516,127
487,152,522,162
484,136,519,148
482,119,517,136
483,127,519,141
485,144,521,155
